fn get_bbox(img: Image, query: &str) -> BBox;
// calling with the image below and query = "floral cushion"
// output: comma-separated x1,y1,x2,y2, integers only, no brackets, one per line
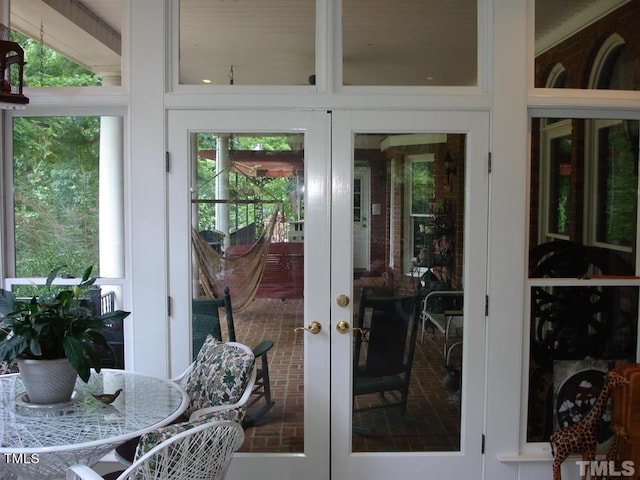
134,410,243,460
183,335,254,417
0,361,18,375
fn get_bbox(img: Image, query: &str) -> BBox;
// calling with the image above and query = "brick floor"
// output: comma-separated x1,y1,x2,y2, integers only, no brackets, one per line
229,296,461,453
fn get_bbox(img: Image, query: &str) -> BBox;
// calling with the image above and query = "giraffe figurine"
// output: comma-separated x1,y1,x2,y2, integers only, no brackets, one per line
550,370,628,480
597,424,626,480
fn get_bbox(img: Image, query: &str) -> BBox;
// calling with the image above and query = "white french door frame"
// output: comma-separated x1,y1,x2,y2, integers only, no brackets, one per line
168,108,489,480
167,109,331,480
330,110,490,480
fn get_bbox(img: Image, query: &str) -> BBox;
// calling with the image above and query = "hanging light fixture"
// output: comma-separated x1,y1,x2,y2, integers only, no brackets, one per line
443,151,457,187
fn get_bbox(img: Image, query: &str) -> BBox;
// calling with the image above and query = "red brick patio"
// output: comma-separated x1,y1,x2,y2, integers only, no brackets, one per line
229,297,461,453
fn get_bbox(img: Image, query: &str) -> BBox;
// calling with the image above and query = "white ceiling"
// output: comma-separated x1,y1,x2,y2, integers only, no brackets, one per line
8,0,632,86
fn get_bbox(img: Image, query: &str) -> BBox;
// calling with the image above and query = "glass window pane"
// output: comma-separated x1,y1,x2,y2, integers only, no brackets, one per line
10,11,121,87
530,117,638,277
342,0,477,86
191,131,304,452
410,159,435,215
528,116,640,447
548,135,571,236
596,122,637,247
596,44,634,90
12,116,125,279
179,0,315,86
352,133,465,452
535,2,639,90
527,285,639,443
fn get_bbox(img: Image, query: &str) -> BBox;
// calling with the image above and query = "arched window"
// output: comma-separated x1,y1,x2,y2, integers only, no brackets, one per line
545,62,568,88
590,33,636,90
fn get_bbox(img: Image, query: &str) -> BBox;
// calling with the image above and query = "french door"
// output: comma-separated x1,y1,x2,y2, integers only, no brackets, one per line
167,109,489,480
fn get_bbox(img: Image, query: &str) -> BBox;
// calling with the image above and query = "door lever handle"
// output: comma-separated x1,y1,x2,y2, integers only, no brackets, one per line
294,321,322,334
336,320,365,335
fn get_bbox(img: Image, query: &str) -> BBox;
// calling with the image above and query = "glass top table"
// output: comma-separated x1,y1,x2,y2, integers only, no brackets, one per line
0,369,189,480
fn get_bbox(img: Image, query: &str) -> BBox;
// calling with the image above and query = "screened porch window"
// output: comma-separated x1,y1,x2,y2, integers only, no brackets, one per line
6,115,126,310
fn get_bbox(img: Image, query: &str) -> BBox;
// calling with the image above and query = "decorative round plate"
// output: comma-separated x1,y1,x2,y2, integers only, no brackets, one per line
555,369,611,443
15,390,84,410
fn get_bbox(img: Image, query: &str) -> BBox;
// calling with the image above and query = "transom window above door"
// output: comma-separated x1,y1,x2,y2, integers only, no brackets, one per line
178,0,478,87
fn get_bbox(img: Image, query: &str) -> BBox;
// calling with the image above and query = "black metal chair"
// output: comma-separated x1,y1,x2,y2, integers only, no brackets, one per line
86,287,125,369
192,286,275,427
352,287,420,421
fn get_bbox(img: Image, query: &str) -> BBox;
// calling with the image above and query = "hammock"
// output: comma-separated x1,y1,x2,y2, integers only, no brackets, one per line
191,211,281,312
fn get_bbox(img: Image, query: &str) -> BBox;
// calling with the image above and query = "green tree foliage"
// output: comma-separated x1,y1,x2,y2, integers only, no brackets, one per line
195,133,303,243
10,31,102,278
599,124,636,246
13,117,100,279
11,31,101,87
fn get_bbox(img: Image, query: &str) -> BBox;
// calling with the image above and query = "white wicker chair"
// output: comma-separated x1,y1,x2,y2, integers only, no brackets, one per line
66,420,244,480
0,467,16,480
0,368,18,480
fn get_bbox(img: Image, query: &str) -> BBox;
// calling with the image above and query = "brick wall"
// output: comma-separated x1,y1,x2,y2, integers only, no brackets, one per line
535,2,640,89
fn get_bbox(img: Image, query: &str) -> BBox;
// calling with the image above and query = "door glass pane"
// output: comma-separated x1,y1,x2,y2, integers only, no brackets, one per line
179,0,315,86
535,2,639,90
351,133,465,452
342,0,477,86
190,132,304,453
527,116,640,445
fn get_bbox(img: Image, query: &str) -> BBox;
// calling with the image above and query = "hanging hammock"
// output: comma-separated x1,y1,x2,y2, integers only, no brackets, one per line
191,209,281,312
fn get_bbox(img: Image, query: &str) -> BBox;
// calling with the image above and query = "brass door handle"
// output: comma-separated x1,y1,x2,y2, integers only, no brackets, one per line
294,321,322,334
336,320,365,335
336,294,350,307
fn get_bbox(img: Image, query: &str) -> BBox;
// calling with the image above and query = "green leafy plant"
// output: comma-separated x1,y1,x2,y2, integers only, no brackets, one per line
0,266,130,382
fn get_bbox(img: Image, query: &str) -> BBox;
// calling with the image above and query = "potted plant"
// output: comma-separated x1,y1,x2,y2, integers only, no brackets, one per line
0,266,130,404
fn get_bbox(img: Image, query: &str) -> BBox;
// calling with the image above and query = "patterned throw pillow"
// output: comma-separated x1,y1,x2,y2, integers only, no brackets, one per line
183,335,255,417
0,361,17,375
134,410,242,460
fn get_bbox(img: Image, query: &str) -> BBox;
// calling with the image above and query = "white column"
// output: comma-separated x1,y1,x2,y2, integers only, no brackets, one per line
99,114,124,277
98,74,124,278
215,135,231,250
0,1,8,33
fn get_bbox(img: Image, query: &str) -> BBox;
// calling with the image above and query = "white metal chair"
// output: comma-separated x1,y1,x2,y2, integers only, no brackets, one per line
420,290,464,364
66,420,244,480
114,337,256,465
0,370,17,480
176,339,257,422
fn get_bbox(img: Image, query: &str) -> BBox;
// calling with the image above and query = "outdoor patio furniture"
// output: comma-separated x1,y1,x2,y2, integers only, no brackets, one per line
352,288,420,419
114,337,255,466
67,420,244,480
193,286,275,426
